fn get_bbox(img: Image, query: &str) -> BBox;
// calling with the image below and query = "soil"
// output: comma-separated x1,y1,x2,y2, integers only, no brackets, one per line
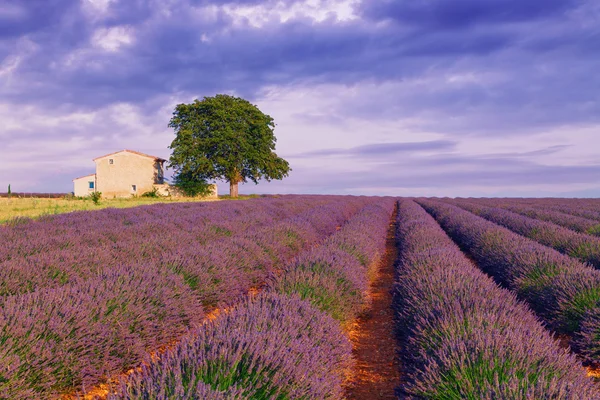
344,212,401,399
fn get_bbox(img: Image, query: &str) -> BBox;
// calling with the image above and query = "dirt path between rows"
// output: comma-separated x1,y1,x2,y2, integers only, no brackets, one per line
344,211,401,399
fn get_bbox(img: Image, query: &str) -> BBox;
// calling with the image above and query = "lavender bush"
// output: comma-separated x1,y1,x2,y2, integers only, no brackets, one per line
0,196,346,295
491,202,600,235
0,267,203,397
108,198,395,399
395,199,596,398
537,201,600,223
0,196,373,398
418,198,600,366
111,292,353,400
268,200,395,324
449,199,600,268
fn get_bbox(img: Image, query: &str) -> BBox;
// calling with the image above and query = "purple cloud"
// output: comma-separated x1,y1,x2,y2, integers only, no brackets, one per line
0,0,599,196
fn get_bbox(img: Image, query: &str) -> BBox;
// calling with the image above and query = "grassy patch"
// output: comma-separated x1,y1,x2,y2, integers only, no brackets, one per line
0,196,223,223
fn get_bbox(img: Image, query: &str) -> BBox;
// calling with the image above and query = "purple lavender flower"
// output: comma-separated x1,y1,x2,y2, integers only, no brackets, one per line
395,199,596,398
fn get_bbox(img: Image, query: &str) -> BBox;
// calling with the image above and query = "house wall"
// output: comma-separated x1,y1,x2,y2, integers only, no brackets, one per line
73,175,96,197
95,152,163,198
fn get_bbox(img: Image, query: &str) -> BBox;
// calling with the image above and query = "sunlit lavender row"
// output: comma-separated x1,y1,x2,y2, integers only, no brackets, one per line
418,199,600,367
448,199,600,268
111,292,352,400
4,195,600,399
269,199,395,325
109,198,396,398
0,196,374,398
0,196,342,295
394,199,595,398
1,196,320,262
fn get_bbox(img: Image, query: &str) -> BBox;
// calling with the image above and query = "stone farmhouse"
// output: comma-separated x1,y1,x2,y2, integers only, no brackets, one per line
73,149,217,198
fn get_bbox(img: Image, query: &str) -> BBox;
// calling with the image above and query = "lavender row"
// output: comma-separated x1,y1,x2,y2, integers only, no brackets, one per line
538,203,600,224
480,198,600,222
165,196,371,309
471,198,600,211
110,293,352,400
0,197,370,398
394,199,595,398
462,198,600,236
418,199,600,366
110,199,396,398
0,195,334,264
0,196,355,297
0,266,204,398
268,198,395,325
449,199,600,268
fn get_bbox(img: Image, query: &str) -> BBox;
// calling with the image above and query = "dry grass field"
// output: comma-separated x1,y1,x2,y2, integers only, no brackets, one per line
0,196,224,223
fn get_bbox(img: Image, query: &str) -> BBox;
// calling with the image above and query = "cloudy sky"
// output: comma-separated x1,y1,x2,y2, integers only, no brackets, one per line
1,0,599,197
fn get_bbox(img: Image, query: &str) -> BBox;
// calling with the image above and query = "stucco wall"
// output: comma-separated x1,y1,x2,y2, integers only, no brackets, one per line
73,175,96,197
95,152,163,198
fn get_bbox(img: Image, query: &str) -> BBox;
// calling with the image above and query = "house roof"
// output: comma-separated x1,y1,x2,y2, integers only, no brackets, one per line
93,149,167,162
72,173,95,181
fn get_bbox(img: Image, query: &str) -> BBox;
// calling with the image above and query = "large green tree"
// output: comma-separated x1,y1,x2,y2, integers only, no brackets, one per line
168,94,291,197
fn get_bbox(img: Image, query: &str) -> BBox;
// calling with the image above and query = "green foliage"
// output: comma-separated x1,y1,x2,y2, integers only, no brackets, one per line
337,242,369,266
516,262,560,309
141,187,160,198
569,242,600,266
89,191,102,205
7,184,11,198
586,224,600,237
173,171,213,197
416,352,544,400
168,94,291,197
560,287,600,333
274,267,362,325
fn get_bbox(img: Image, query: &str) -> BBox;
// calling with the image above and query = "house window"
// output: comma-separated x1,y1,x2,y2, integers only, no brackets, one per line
109,159,114,164
88,181,94,189
131,185,137,192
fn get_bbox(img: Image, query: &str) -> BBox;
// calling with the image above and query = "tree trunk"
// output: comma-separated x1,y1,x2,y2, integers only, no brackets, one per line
230,181,239,198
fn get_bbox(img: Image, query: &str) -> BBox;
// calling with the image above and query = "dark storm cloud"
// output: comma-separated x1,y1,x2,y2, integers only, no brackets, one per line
359,0,577,28
1,0,595,138
0,0,519,110
0,0,80,39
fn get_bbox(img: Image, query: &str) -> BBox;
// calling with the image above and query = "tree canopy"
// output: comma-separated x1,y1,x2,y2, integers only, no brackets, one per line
168,94,291,197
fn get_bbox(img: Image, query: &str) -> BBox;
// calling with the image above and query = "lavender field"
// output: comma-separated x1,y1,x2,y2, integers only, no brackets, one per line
2,196,600,399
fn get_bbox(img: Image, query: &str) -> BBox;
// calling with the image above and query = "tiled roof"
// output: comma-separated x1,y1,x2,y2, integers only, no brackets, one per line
72,173,95,181
92,149,167,162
